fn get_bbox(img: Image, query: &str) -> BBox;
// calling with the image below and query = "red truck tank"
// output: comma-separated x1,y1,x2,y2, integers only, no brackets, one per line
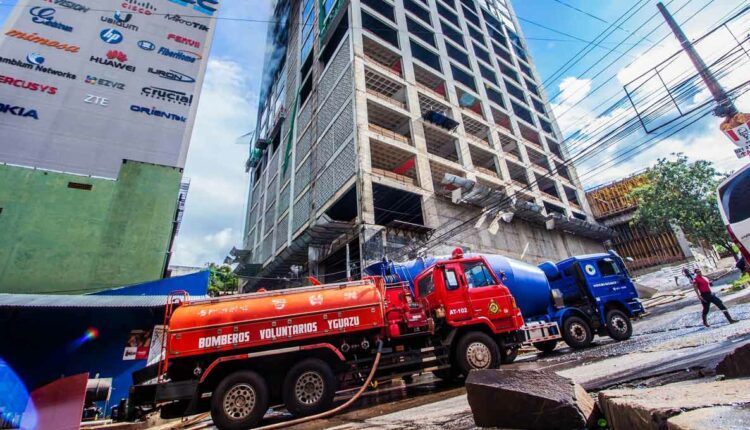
129,252,551,430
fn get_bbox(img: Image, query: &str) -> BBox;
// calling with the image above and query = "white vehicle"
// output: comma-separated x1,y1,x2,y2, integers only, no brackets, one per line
717,162,750,260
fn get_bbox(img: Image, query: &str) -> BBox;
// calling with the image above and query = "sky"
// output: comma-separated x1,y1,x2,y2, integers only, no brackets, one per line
1,0,748,267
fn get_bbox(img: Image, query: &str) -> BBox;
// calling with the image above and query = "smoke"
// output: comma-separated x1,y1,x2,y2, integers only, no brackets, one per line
258,0,291,107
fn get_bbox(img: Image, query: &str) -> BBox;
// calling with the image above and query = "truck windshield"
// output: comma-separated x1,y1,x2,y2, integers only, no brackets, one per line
462,262,495,288
597,258,621,277
445,269,459,290
417,271,435,296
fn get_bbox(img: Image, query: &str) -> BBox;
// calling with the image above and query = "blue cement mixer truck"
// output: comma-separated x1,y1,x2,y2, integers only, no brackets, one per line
365,249,644,353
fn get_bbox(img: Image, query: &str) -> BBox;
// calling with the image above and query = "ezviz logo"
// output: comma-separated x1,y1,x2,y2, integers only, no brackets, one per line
169,0,219,16
85,75,125,90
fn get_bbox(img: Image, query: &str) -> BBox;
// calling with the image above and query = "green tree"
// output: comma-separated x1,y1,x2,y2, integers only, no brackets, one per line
629,154,736,257
208,263,239,296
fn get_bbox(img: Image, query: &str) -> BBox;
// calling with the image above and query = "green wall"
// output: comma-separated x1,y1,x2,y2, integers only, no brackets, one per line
0,161,182,294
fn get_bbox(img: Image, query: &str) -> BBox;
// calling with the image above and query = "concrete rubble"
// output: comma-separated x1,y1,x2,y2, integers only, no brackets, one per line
598,378,750,430
666,404,750,430
465,369,595,430
716,343,750,378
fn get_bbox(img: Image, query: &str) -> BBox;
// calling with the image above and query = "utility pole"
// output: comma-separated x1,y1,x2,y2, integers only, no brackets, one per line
657,2,738,118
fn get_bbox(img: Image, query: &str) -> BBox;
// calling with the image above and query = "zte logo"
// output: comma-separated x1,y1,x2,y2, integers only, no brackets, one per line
84,94,109,106
198,332,250,349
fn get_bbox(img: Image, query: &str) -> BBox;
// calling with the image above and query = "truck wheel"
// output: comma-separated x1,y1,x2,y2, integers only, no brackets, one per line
562,316,593,349
211,370,269,430
500,345,519,364
456,332,501,376
282,358,337,417
606,309,633,341
533,340,558,354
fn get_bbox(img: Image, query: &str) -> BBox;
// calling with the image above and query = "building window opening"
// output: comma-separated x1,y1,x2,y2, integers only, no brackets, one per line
373,183,424,226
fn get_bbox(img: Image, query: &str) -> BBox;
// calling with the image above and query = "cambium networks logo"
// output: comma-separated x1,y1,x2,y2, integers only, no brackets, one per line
168,0,219,16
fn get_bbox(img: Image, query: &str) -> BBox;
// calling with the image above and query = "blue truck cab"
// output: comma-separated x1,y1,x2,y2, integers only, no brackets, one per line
534,250,645,349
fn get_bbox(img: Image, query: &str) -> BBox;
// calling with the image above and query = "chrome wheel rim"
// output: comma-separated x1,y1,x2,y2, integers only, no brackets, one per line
223,383,256,420
466,342,492,369
295,371,325,405
569,322,587,343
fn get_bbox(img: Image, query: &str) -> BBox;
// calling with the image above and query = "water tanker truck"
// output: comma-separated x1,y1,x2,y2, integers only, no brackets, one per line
127,249,555,430
365,249,644,352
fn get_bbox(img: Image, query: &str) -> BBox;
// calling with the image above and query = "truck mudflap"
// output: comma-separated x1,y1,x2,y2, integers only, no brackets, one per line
129,380,199,407
520,321,561,344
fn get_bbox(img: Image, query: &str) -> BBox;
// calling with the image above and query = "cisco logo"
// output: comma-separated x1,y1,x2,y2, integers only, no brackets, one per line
138,40,155,51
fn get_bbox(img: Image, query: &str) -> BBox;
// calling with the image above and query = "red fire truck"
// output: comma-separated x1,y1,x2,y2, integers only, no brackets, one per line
129,250,557,430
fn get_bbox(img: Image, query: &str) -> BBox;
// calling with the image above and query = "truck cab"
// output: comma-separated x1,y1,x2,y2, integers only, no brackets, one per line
542,250,644,348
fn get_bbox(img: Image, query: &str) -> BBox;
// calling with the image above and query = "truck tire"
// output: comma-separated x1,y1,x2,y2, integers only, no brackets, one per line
562,316,593,349
500,345,519,364
282,358,337,417
533,340,558,354
211,370,269,430
456,332,501,376
606,309,633,341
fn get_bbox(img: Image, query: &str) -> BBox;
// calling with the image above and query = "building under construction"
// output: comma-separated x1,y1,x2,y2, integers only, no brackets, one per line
586,173,716,274
235,0,612,289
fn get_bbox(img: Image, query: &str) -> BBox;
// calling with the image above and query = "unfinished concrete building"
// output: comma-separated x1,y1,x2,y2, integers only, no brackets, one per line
235,0,611,289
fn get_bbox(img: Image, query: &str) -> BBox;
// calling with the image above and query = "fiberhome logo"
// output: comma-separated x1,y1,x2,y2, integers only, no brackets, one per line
5,29,79,52
158,47,200,63
90,50,136,72
0,74,57,95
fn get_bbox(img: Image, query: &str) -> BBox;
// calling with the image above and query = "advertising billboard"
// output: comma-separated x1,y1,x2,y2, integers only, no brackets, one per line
0,0,220,178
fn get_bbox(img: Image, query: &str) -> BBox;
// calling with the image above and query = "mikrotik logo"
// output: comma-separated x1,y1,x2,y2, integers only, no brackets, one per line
29,7,74,32
5,29,80,52
164,14,209,31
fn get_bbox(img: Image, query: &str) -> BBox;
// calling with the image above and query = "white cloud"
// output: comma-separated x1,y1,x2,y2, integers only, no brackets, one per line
171,58,256,267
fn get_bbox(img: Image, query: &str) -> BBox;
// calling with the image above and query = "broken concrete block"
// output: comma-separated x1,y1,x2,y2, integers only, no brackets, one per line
599,378,750,430
716,343,750,378
667,405,750,430
466,369,595,429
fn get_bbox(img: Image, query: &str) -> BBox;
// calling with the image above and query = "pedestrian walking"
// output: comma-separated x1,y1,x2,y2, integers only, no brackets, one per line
682,267,694,282
693,268,738,327
736,257,749,276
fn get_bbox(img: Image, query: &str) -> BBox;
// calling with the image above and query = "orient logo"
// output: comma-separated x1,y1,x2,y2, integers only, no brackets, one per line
85,75,125,90
29,7,74,32
100,28,124,44
84,94,109,106
147,67,195,83
164,14,209,32
167,33,200,48
89,50,136,73
101,11,138,31
0,75,57,95
157,47,201,63
0,102,39,120
141,86,193,105
169,0,219,16
43,0,89,13
0,54,76,80
121,0,156,15
130,105,186,122
5,29,79,53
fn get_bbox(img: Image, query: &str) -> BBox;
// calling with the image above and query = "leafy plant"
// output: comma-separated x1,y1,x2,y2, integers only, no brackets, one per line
208,263,239,296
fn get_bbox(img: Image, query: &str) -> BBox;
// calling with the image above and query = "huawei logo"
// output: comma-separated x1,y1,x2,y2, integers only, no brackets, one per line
106,50,127,62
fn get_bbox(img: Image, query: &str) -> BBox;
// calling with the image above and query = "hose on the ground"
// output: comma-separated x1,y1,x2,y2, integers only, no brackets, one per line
254,339,385,430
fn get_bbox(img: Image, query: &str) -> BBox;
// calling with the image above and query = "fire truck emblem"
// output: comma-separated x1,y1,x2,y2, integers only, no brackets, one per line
309,294,324,306
488,301,500,314
271,299,286,310
344,291,358,300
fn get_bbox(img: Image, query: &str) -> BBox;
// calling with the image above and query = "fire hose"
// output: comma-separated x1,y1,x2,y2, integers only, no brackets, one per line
254,339,384,430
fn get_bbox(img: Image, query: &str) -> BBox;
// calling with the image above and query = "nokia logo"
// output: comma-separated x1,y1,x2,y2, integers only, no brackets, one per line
141,86,193,105
0,103,39,120
169,0,219,16
121,0,156,15
147,67,195,83
5,29,79,52
167,33,200,48
0,54,76,80
164,14,209,31
84,94,109,106
90,50,136,72
43,0,88,13
0,75,57,95
130,105,186,122
85,75,125,90
100,28,124,44
29,7,74,32
137,40,155,51
158,47,201,63
101,11,138,31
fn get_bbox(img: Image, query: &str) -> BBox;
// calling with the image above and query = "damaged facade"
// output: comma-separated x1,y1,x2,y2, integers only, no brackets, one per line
236,0,609,290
